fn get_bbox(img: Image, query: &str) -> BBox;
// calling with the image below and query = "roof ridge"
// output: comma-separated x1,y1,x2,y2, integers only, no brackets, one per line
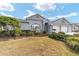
51,17,72,25
26,14,49,21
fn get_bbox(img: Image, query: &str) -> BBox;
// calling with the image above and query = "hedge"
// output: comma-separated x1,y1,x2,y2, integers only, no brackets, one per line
48,32,79,53
48,32,66,41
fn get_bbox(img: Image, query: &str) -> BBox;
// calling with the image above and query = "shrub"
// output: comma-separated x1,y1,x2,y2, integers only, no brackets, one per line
43,31,47,34
58,32,65,35
48,32,57,39
74,34,79,37
20,31,26,36
68,43,79,52
13,27,22,36
33,31,43,36
26,31,33,36
48,32,79,52
57,32,66,41
48,32,66,41
74,44,79,52
0,31,11,37
21,30,33,36
9,30,15,37
63,36,79,52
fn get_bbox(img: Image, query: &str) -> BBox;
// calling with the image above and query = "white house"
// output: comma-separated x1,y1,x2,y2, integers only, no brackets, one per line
0,24,14,31
20,14,79,34
49,18,72,33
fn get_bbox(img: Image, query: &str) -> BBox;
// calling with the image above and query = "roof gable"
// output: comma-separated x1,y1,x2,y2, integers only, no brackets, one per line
26,14,46,21
51,17,71,25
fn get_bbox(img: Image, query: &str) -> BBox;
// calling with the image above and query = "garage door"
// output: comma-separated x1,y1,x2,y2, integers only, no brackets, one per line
61,26,67,32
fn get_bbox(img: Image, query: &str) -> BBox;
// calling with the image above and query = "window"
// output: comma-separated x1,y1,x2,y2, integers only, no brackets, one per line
31,24,40,32
52,29,56,32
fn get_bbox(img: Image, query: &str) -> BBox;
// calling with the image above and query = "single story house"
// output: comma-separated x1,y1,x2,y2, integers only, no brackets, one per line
20,14,79,34
0,24,14,31
20,14,49,33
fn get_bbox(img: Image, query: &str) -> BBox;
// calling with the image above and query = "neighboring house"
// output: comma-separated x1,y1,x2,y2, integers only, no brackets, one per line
72,23,79,32
0,24,15,31
20,14,79,34
4,25,14,31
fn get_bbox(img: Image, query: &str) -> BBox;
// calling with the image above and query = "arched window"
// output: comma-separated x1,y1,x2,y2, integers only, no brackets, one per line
31,23,40,32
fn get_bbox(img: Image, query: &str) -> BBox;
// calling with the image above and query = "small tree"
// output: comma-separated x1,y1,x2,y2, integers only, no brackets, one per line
14,27,21,37
0,16,20,37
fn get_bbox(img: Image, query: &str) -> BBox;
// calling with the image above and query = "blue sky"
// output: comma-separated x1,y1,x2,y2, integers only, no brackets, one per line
0,3,79,23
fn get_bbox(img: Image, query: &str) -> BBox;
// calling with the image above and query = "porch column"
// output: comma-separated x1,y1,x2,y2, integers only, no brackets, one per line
59,25,61,32
42,21,43,32
67,25,69,32
71,25,73,32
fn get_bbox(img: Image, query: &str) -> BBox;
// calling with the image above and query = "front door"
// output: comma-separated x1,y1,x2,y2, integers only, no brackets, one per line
44,23,49,33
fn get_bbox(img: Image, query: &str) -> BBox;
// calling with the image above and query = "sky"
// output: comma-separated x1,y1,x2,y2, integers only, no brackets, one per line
0,3,79,23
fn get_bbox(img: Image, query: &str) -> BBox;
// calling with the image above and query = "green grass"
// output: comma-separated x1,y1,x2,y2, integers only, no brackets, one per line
0,36,78,56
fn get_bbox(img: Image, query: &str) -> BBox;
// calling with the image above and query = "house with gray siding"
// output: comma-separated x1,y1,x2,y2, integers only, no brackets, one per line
20,14,79,34
20,14,49,33
49,18,72,33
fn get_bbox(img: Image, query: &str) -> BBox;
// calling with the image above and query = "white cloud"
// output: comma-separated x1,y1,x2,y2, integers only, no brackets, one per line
0,12,14,17
33,3,56,11
48,12,78,20
0,3,15,11
23,10,36,19
48,17,57,20
57,13,78,18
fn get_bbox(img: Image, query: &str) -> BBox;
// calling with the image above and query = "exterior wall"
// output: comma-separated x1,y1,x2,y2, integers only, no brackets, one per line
49,25,72,33
20,22,30,30
49,25,53,33
26,20,43,32
20,21,74,33
61,26,67,32
26,14,49,32
67,25,72,32
20,20,49,33
53,25,60,32
49,25,60,33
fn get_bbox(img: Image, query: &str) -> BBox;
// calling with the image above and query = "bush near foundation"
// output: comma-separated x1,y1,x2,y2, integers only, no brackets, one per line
48,32,79,52
20,30,33,36
74,34,79,37
48,32,66,41
58,32,65,35
0,31,9,37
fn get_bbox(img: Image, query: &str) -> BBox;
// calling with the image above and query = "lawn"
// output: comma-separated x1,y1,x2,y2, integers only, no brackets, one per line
0,36,78,56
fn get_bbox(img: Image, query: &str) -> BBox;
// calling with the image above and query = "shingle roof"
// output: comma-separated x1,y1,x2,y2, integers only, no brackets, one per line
50,17,72,25
26,14,48,21
20,20,29,23
72,23,79,27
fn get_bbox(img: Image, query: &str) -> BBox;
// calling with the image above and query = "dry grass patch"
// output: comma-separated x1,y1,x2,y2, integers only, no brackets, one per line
0,36,78,56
